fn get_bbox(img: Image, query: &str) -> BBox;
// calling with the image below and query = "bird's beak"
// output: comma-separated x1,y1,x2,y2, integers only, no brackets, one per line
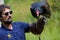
36,10,40,17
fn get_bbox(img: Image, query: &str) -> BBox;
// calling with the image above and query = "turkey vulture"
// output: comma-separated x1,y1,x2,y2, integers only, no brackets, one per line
30,2,51,19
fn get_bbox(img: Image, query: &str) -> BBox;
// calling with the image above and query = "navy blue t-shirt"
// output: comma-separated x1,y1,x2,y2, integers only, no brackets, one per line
0,22,29,40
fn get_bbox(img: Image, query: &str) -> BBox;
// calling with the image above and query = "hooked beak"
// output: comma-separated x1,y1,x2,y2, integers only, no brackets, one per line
36,10,40,17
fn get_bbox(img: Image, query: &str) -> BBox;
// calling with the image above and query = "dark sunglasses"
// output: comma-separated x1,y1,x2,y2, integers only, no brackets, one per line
4,11,12,16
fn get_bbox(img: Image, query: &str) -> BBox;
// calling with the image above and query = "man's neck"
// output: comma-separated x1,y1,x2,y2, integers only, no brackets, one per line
3,23,13,30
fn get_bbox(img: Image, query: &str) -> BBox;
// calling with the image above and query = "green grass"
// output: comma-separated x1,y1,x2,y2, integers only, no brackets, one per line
5,0,60,40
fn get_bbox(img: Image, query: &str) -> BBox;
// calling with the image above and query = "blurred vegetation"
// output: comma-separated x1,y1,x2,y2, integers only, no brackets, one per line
48,0,60,12
4,0,9,4
5,0,60,40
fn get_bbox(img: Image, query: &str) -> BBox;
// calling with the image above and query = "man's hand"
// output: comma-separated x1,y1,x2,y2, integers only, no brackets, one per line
37,15,46,25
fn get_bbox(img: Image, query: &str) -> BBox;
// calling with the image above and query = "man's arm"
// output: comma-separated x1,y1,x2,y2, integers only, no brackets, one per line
29,17,46,35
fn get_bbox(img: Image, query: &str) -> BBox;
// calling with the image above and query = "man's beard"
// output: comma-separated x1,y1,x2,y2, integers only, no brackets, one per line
3,20,12,25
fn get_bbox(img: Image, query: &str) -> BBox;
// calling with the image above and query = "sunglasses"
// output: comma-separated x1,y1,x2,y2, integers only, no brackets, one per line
4,11,12,16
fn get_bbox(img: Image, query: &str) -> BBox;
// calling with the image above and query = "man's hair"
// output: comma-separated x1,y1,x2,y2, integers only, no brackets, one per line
0,4,10,18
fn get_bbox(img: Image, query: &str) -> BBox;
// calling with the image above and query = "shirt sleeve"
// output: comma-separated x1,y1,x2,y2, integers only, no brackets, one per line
15,22,30,33
22,22,30,33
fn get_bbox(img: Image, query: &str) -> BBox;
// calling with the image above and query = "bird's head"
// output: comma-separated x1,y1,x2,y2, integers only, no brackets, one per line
30,2,51,19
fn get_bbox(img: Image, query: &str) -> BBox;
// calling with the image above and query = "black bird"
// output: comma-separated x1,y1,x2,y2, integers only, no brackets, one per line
30,2,51,40
30,2,51,19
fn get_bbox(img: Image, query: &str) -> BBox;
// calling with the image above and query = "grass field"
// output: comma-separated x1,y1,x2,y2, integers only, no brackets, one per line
5,0,60,40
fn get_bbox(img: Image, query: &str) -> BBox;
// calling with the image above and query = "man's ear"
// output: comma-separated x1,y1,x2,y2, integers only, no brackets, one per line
0,16,2,18
0,12,2,18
